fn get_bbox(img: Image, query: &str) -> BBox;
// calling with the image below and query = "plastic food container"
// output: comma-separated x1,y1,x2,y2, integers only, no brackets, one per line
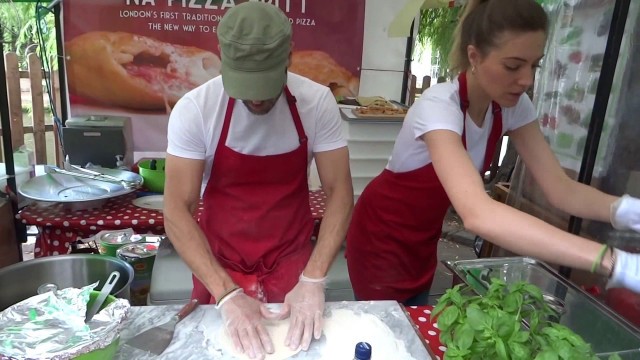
137,159,165,193
444,257,640,357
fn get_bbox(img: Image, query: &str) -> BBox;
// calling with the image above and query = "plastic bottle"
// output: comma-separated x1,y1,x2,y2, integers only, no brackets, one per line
13,145,35,178
115,155,129,170
353,342,372,360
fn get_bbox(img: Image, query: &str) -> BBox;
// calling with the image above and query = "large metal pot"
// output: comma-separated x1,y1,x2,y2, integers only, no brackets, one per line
0,254,134,311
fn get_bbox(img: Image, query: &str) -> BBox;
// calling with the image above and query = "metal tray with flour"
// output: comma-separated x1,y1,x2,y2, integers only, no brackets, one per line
115,301,433,359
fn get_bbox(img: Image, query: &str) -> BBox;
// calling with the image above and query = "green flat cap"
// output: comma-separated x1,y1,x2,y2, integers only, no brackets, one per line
218,2,291,101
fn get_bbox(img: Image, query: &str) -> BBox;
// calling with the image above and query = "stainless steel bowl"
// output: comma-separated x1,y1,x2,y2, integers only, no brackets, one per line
0,254,134,311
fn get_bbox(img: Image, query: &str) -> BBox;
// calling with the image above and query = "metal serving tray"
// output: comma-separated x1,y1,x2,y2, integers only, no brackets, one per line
19,168,142,204
444,257,640,358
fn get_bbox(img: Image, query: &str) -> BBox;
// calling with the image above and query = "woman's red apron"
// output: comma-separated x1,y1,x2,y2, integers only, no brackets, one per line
346,72,503,302
192,87,314,304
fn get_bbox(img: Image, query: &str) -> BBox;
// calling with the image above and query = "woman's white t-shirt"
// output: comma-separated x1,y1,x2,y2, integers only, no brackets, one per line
387,77,537,173
167,72,347,193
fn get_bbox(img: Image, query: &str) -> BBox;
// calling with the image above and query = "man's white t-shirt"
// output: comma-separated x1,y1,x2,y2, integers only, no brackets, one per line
387,77,537,173
167,72,347,194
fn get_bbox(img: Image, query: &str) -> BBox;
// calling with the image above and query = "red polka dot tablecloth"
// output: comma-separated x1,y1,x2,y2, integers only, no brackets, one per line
17,190,327,258
404,305,446,360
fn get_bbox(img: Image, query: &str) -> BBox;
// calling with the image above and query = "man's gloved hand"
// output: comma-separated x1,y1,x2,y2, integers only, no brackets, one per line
611,195,640,232
282,274,326,351
218,289,274,359
607,249,640,293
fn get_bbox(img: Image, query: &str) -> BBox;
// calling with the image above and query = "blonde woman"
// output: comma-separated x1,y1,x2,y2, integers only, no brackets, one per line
346,0,640,305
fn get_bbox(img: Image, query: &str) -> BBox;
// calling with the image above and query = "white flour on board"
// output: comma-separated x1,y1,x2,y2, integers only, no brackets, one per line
319,309,416,360
218,319,302,360
209,308,416,359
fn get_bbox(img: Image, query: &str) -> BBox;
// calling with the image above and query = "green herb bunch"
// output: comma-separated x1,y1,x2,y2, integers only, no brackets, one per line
431,279,620,360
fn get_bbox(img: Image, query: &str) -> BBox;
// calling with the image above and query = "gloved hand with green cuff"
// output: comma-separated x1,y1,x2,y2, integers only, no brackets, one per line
611,195,640,232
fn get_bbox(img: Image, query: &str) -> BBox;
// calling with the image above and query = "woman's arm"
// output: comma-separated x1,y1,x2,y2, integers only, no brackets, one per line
508,121,617,222
423,129,613,275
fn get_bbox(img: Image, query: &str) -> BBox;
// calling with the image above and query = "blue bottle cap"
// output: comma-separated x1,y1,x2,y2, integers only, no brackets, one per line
354,341,372,359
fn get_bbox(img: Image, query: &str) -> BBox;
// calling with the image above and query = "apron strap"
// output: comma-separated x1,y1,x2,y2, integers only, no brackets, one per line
284,87,308,145
457,71,503,173
219,97,236,148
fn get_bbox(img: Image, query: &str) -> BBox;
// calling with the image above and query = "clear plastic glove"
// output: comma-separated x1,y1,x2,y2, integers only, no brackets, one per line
607,249,640,293
281,274,326,351
218,289,275,359
611,195,640,232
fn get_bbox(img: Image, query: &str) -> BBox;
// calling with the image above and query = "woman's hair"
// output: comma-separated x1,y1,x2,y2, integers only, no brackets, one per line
449,0,548,74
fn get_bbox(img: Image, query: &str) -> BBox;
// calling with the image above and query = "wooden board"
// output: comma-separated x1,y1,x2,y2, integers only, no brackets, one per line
350,108,405,120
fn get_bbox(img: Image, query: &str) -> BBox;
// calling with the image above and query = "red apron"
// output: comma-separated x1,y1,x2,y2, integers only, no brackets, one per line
346,72,503,302
192,87,314,304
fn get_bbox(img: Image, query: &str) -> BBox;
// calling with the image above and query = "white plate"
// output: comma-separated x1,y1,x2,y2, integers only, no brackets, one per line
132,195,164,211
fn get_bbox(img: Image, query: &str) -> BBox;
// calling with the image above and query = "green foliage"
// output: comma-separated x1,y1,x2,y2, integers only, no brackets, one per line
0,0,57,70
416,7,460,79
416,1,552,78
432,279,620,360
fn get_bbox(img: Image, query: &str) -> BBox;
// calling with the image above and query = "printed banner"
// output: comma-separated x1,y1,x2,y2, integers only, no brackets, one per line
62,0,365,150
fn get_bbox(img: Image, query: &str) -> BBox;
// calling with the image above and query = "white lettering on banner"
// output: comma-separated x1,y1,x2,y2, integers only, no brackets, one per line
295,18,314,25
183,24,197,31
258,0,290,12
218,0,235,9
163,23,179,30
182,13,223,21
126,0,156,5
161,0,306,13
120,10,155,18
251,0,306,14
160,11,179,19
167,0,234,9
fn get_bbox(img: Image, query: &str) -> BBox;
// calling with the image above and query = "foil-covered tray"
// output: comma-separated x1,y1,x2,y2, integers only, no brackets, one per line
19,168,142,203
0,285,130,360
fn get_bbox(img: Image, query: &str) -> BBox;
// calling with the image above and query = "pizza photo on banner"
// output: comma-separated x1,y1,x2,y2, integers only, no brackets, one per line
62,0,366,115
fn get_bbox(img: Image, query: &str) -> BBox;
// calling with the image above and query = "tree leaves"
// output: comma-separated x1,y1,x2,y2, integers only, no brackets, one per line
0,1,56,69
416,7,460,78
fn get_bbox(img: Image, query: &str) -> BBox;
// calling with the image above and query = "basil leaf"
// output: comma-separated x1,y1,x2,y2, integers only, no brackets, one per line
508,341,531,360
445,345,470,359
454,323,475,351
495,313,518,338
466,306,489,330
511,329,530,343
495,338,509,360
504,292,524,314
438,305,460,331
534,350,559,360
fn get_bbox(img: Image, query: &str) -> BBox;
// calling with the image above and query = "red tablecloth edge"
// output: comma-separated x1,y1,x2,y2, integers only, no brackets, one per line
403,305,446,359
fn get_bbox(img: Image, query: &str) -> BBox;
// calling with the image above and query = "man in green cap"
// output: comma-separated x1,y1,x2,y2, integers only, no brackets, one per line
164,1,353,358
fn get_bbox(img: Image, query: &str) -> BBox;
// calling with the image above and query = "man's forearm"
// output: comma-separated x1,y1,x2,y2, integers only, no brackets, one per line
165,210,236,299
303,186,353,279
